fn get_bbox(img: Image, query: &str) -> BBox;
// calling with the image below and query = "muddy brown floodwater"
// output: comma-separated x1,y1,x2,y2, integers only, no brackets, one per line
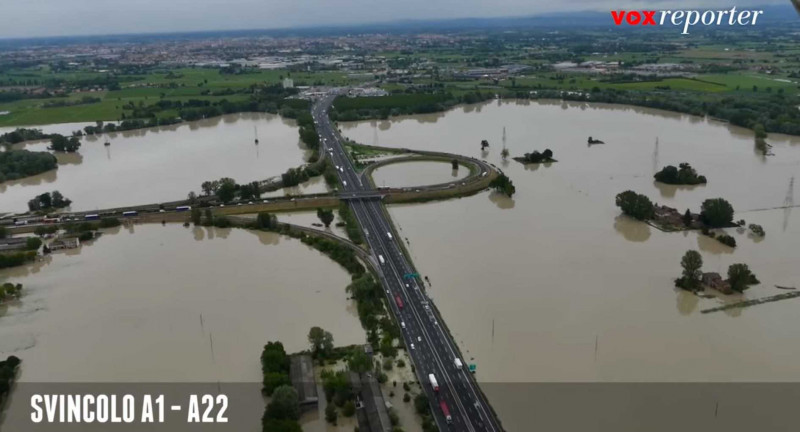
371,160,469,188
1,113,323,212
0,224,363,431
343,99,800,431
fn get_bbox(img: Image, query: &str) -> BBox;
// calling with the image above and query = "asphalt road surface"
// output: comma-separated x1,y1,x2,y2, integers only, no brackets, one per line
312,91,503,432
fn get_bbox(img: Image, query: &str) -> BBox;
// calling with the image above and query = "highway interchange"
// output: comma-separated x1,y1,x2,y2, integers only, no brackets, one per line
313,92,503,432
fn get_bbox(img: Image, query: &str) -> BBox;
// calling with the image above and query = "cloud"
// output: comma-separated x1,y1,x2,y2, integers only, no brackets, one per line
0,0,787,38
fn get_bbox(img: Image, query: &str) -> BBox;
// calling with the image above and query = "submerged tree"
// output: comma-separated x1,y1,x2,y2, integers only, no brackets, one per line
308,326,334,357
700,198,734,227
615,191,655,221
317,208,334,227
489,174,515,197
727,263,760,292
677,250,703,291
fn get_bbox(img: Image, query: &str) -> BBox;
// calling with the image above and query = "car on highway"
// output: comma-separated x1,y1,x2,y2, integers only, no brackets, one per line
410,343,415,350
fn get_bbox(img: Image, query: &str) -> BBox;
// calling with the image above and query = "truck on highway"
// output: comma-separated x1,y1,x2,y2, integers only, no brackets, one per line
378,254,385,265
454,358,463,369
175,206,191,212
122,211,138,217
440,400,452,424
428,373,439,392
84,214,99,221
395,295,404,309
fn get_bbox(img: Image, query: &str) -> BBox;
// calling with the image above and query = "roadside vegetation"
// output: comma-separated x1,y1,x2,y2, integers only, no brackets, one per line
488,173,516,197
0,250,37,269
337,203,364,244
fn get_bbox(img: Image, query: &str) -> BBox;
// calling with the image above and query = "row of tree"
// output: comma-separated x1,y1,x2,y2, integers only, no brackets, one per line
259,340,310,430
0,128,50,145
0,250,37,269
199,177,261,203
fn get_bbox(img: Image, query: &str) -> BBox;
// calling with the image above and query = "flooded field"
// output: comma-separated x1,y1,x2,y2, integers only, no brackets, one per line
1,113,312,212
343,100,800,429
0,224,363,430
371,160,469,188
240,210,349,239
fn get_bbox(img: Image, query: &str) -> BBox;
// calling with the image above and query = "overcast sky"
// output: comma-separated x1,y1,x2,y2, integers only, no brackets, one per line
1,0,785,39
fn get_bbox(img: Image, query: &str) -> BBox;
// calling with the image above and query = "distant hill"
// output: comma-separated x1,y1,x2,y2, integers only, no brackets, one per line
0,4,797,48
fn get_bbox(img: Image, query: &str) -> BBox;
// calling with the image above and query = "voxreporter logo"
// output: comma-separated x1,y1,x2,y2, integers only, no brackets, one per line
610,7,764,34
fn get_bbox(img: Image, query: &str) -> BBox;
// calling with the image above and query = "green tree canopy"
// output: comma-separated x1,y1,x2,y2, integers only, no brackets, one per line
679,250,703,291
308,326,334,357
701,198,734,227
615,191,655,221
347,349,372,374
317,208,335,228
727,263,760,292
265,385,300,421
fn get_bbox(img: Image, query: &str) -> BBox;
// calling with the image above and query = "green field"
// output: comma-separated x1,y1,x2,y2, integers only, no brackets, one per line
0,67,356,127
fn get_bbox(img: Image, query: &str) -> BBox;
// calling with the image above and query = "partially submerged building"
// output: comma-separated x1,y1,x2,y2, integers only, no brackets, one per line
289,354,319,408
702,272,733,295
351,345,392,432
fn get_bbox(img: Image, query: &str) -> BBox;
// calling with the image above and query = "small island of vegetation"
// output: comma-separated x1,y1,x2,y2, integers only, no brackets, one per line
48,133,82,153
0,282,23,303
616,191,737,234
0,149,57,183
675,249,759,294
489,173,516,197
654,163,707,185
513,148,556,164
28,190,71,212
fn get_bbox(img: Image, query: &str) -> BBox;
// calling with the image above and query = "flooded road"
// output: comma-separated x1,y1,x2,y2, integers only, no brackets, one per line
343,100,800,429
371,160,469,188
1,113,313,212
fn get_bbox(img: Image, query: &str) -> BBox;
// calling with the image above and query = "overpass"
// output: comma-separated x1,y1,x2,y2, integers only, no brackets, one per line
314,92,503,432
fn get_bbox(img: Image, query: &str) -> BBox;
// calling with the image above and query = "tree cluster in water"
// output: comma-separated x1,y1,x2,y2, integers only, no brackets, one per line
515,148,554,164
654,163,707,185
27,190,71,212
0,149,57,182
